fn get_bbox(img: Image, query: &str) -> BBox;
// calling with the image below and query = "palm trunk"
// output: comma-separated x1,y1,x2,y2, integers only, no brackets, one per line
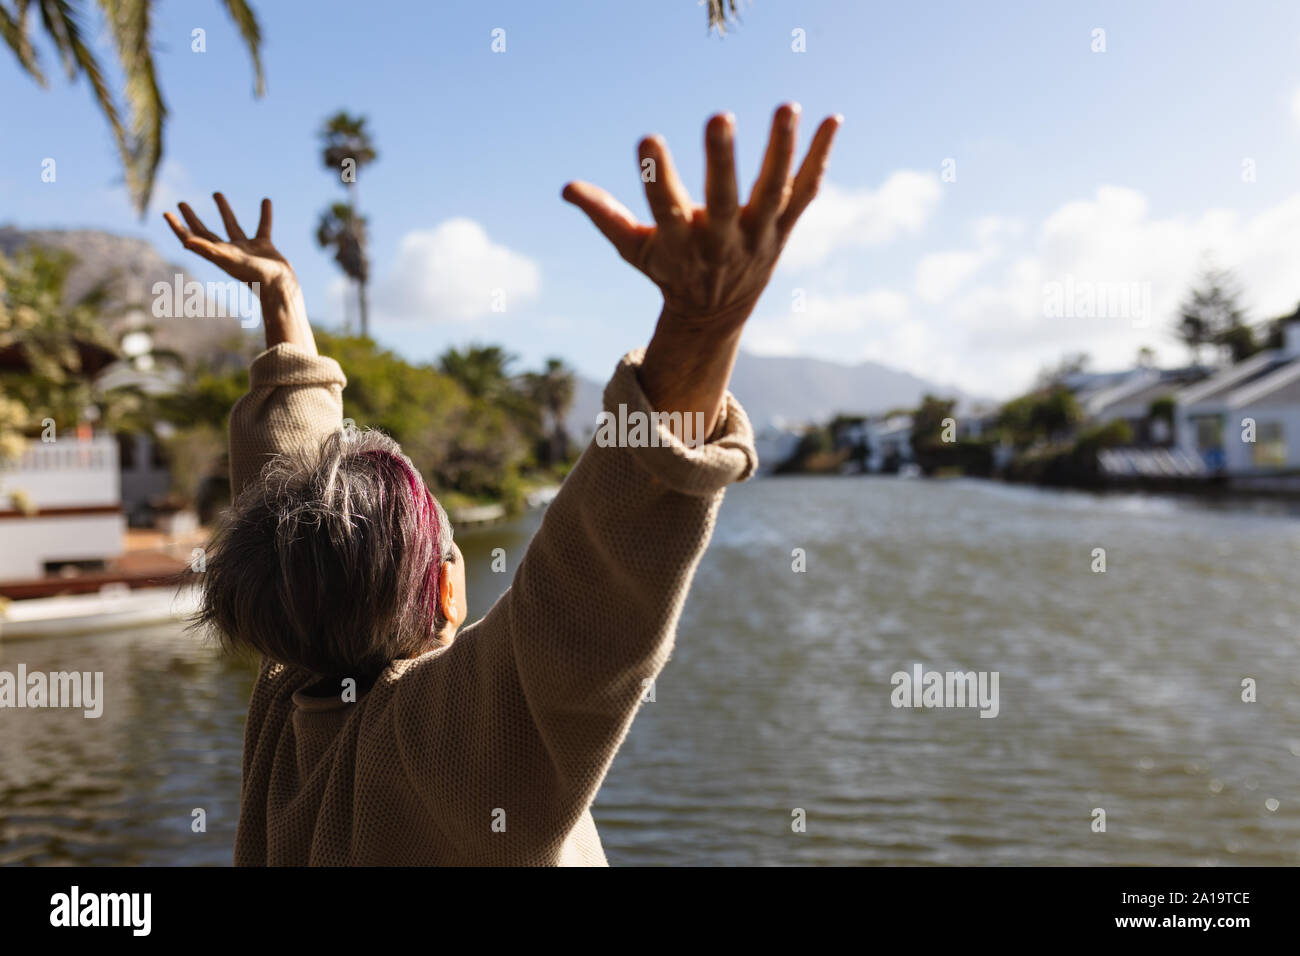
358,278,369,339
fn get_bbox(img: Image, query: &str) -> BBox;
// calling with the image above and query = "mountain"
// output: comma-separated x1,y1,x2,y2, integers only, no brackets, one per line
3,228,980,432
0,226,250,363
564,350,980,439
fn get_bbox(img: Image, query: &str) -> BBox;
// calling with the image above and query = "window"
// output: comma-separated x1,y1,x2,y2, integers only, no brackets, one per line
1192,415,1223,452
1253,421,1286,467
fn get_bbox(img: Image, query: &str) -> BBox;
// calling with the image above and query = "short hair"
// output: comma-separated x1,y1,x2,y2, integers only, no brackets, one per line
194,427,455,679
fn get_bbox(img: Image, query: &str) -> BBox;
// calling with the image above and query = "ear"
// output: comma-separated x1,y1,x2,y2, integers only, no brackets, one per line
438,560,458,624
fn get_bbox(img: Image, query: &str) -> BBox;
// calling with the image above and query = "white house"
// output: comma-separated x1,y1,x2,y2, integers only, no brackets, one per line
1174,321,1300,474
1085,366,1207,445
0,436,125,581
752,423,804,474
865,414,914,472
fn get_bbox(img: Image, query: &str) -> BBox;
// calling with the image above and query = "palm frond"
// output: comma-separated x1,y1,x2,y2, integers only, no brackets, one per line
100,0,166,219
0,0,47,82
36,0,132,203
705,0,744,35
219,0,264,95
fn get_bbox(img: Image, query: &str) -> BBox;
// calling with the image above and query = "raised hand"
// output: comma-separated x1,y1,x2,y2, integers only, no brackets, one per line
563,104,841,438
163,193,292,286
163,193,315,352
563,104,841,331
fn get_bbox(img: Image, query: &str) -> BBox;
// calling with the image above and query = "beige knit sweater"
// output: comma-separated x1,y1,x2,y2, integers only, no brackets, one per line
228,342,757,865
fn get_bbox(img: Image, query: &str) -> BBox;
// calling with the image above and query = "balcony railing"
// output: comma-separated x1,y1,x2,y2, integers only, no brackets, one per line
0,436,121,508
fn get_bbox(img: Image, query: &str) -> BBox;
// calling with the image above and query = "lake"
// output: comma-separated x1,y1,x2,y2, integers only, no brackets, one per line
2,476,1297,865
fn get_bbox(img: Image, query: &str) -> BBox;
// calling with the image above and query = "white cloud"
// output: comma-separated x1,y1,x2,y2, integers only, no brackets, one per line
373,218,540,322
946,186,1300,393
745,289,910,354
780,171,942,270
1291,87,1300,127
748,185,1300,399
915,251,987,304
913,217,1017,304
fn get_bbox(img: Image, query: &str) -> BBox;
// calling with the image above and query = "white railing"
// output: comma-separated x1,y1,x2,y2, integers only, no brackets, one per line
0,436,120,508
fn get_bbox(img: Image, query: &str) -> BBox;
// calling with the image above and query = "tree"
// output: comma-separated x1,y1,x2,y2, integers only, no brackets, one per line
523,358,576,464
1177,268,1255,365
315,202,369,334
318,111,377,336
0,246,151,459
0,0,264,215
1035,352,1090,389
438,345,515,403
995,386,1083,449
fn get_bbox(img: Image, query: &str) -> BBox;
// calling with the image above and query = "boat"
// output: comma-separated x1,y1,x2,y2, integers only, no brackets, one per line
0,583,200,641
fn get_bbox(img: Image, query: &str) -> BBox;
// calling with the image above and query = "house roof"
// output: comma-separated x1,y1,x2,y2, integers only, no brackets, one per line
1228,357,1300,408
1088,367,1208,418
1178,350,1300,410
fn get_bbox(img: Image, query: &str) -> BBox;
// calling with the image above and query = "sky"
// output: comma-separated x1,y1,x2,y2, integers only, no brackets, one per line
5,0,1300,398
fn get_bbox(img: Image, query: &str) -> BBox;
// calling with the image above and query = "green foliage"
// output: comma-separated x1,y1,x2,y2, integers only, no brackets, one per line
1148,395,1175,425
994,386,1081,448
1177,268,1263,363
156,367,249,428
1073,418,1132,456
0,246,140,459
909,394,956,474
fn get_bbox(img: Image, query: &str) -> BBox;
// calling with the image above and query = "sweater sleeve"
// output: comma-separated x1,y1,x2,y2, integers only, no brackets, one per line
390,348,758,863
227,343,347,497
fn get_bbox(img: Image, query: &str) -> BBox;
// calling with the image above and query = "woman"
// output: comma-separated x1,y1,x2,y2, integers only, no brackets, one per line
165,104,840,865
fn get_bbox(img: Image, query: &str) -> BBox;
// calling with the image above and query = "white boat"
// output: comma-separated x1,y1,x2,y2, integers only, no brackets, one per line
0,584,200,641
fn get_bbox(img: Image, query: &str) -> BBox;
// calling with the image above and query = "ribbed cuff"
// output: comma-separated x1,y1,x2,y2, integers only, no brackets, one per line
248,342,347,389
600,349,757,497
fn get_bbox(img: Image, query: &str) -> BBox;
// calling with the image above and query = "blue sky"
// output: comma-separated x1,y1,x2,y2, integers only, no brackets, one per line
5,0,1300,397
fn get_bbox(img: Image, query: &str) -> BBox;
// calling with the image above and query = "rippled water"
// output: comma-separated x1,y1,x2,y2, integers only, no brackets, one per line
2,476,1298,865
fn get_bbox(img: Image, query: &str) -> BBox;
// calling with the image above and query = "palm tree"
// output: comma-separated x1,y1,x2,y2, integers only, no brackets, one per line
525,358,576,464
318,111,377,337
315,202,369,335
438,345,514,403
0,0,264,216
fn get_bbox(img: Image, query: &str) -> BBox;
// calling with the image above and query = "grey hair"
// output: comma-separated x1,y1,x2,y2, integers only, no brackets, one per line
194,427,455,678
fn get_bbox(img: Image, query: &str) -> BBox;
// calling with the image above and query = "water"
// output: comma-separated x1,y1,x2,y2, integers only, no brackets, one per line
2,476,1297,865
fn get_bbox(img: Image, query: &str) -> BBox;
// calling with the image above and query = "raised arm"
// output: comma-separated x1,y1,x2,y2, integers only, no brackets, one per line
392,105,840,862
164,195,344,495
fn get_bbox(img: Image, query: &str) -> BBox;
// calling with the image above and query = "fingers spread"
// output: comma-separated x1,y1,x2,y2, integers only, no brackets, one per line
562,181,647,262
213,192,247,241
779,114,843,235
177,202,221,242
704,113,739,233
747,103,800,228
256,198,273,240
638,135,693,237
162,211,191,245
